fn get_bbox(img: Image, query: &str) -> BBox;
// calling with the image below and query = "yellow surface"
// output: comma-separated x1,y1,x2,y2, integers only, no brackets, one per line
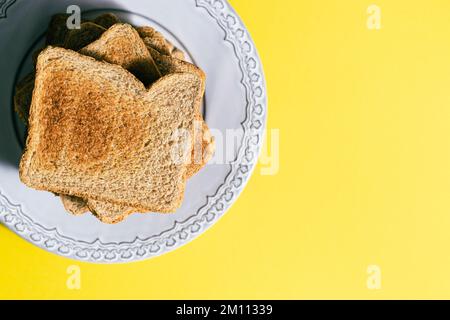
2,0,450,299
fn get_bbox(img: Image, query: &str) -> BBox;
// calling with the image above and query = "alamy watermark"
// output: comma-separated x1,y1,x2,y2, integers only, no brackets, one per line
66,5,81,30
66,265,81,290
170,122,280,176
367,4,382,30
367,265,382,290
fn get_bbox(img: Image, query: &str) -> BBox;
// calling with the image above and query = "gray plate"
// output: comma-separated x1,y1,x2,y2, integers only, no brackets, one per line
0,0,267,263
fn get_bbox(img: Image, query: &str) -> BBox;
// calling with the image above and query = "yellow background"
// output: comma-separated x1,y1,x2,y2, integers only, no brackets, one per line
2,0,450,299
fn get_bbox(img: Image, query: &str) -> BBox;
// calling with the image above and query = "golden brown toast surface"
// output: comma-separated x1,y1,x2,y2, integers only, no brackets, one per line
20,47,203,212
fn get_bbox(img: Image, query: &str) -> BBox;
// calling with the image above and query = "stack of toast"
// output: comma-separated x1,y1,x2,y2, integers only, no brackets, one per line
15,13,215,224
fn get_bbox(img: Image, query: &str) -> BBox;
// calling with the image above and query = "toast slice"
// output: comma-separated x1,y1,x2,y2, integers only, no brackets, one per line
64,22,107,51
87,199,136,224
25,19,109,122
15,18,213,222
74,24,202,221
61,194,89,215
147,46,215,176
62,24,213,221
20,47,203,212
46,13,71,46
136,26,186,60
46,13,120,46
17,22,161,133
77,34,214,221
80,23,161,86
19,21,180,128
61,54,215,222
136,26,172,56
93,13,121,29
14,73,35,123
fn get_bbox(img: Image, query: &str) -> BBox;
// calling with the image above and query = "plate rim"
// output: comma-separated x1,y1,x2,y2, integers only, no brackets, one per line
0,0,268,263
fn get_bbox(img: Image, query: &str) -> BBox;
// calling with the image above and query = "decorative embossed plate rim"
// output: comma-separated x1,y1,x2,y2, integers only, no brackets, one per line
0,0,267,263
0,0,15,19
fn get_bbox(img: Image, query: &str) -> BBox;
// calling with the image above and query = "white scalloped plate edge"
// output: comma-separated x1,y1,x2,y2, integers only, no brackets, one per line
0,0,267,263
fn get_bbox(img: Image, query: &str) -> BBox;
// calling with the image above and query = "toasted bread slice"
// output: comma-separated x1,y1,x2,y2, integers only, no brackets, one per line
36,13,119,64
64,22,107,51
46,13,121,46
20,47,203,212
46,14,71,46
60,127,214,222
80,23,161,86
87,199,136,224
85,46,215,220
18,23,160,128
14,73,35,123
165,39,186,61
187,119,216,177
26,20,108,124
136,26,172,56
171,48,186,61
147,46,215,176
73,25,212,222
66,49,216,222
15,19,212,222
62,193,143,221
61,194,89,215
93,13,121,29
136,26,186,60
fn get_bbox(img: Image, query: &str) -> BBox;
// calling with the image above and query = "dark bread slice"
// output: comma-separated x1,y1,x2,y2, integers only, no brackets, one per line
80,23,161,86
46,13,121,46
46,14,71,46
64,22,107,51
94,13,121,29
36,13,119,64
20,47,203,212
14,73,35,123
